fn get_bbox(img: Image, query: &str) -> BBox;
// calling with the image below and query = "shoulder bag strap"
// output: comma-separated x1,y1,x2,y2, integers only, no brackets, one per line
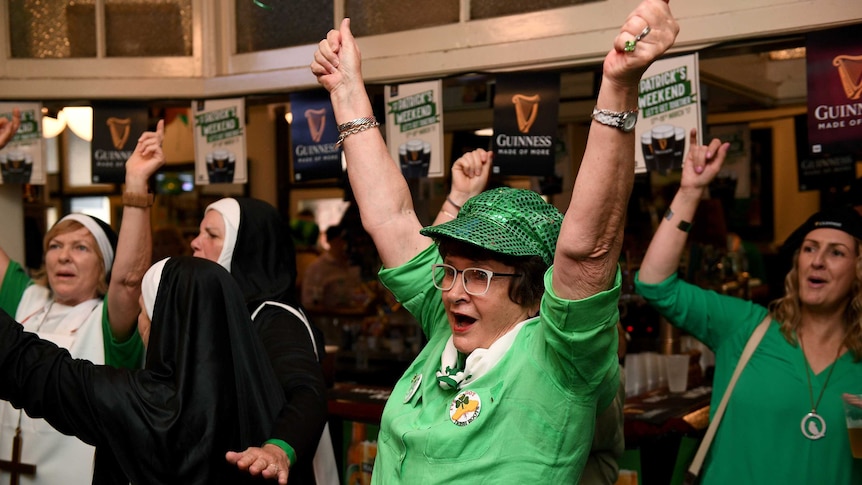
685,314,772,482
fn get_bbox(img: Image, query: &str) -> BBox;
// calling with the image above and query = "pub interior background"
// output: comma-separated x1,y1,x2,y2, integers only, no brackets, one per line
1,1,860,484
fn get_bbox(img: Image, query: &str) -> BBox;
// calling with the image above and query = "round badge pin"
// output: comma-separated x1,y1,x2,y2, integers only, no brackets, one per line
449,390,481,426
403,373,422,403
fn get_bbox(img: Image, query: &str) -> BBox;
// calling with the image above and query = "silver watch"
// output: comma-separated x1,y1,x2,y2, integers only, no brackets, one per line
591,107,638,133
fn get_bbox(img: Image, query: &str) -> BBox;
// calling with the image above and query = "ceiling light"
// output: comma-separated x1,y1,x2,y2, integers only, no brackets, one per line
766,47,806,61
63,106,93,141
42,110,67,138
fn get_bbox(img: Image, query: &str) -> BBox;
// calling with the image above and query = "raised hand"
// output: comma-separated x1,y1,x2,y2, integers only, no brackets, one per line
603,0,678,89
311,18,364,107
679,128,730,193
125,119,165,190
0,108,21,150
450,148,493,203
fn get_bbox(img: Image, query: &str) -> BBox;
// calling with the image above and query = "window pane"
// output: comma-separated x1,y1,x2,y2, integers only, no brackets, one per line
471,0,598,20
9,0,191,58
346,0,459,37
10,0,92,58
235,0,333,53
104,0,192,57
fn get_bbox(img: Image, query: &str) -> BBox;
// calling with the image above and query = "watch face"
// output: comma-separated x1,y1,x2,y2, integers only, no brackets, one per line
623,112,638,131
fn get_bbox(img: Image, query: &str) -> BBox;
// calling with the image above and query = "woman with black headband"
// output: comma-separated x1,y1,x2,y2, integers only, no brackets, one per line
0,256,284,484
0,121,164,485
636,129,862,483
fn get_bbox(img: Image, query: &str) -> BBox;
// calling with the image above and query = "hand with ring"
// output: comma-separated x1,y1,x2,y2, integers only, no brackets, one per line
624,26,652,52
603,0,679,87
226,443,290,484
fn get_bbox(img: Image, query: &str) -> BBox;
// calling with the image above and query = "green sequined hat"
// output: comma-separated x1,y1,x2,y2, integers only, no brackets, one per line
420,187,563,265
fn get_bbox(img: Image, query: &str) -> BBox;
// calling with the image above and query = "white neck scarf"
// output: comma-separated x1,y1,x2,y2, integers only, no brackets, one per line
436,318,533,390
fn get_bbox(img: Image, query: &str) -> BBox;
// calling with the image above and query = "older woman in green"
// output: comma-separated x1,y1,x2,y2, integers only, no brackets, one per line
310,0,678,481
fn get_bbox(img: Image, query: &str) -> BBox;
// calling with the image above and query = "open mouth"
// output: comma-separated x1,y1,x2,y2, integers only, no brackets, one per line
807,276,826,286
452,313,476,332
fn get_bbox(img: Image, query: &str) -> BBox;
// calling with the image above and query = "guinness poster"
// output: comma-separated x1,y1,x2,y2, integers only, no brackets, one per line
91,104,148,183
492,72,559,177
290,92,342,182
635,53,701,175
0,102,46,185
384,79,444,179
192,98,247,185
806,24,862,156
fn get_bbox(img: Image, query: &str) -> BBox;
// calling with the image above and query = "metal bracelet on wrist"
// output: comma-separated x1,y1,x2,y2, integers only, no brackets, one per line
337,116,377,133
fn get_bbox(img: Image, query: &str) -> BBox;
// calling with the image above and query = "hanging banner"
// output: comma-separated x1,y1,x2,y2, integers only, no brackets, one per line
290,92,342,182
705,123,751,199
91,104,148,183
492,72,559,177
806,24,862,157
385,79,444,179
0,102,46,185
192,98,247,185
635,53,702,175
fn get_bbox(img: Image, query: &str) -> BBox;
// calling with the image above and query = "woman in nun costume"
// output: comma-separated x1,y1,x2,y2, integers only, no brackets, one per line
192,197,333,485
0,256,284,484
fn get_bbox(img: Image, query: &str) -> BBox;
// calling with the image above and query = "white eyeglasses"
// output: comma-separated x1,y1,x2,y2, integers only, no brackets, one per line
431,263,521,296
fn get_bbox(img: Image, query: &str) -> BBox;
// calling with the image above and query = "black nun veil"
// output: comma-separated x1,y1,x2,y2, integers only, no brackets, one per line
0,256,285,484
230,197,301,311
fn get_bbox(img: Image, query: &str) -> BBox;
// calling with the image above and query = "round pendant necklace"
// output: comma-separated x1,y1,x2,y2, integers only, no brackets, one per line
799,333,844,440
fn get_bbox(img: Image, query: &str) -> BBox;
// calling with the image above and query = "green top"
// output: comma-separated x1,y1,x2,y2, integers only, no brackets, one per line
371,244,621,483
635,272,862,484
1,260,143,369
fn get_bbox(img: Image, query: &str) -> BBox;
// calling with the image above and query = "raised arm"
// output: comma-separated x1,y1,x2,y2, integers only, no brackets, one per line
431,148,493,226
0,108,22,288
106,120,165,340
637,130,729,284
0,107,20,150
553,0,678,301
311,19,428,269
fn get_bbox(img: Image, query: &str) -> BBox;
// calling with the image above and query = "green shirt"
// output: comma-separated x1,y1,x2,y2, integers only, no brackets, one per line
1,260,143,369
635,272,862,484
372,244,621,483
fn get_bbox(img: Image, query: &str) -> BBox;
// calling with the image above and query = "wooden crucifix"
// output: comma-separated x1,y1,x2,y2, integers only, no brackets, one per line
0,427,37,485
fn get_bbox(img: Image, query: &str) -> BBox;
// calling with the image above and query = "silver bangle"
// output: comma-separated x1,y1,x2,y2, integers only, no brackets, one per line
335,117,380,147
337,116,377,133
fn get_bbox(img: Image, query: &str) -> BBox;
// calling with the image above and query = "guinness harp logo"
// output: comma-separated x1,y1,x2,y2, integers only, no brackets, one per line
833,54,862,100
512,94,540,133
305,108,327,143
106,117,132,150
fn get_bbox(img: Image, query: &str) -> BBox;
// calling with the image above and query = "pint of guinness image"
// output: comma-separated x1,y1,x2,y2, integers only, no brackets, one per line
649,124,676,175
0,151,33,184
398,139,430,179
206,149,236,183
641,132,656,173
